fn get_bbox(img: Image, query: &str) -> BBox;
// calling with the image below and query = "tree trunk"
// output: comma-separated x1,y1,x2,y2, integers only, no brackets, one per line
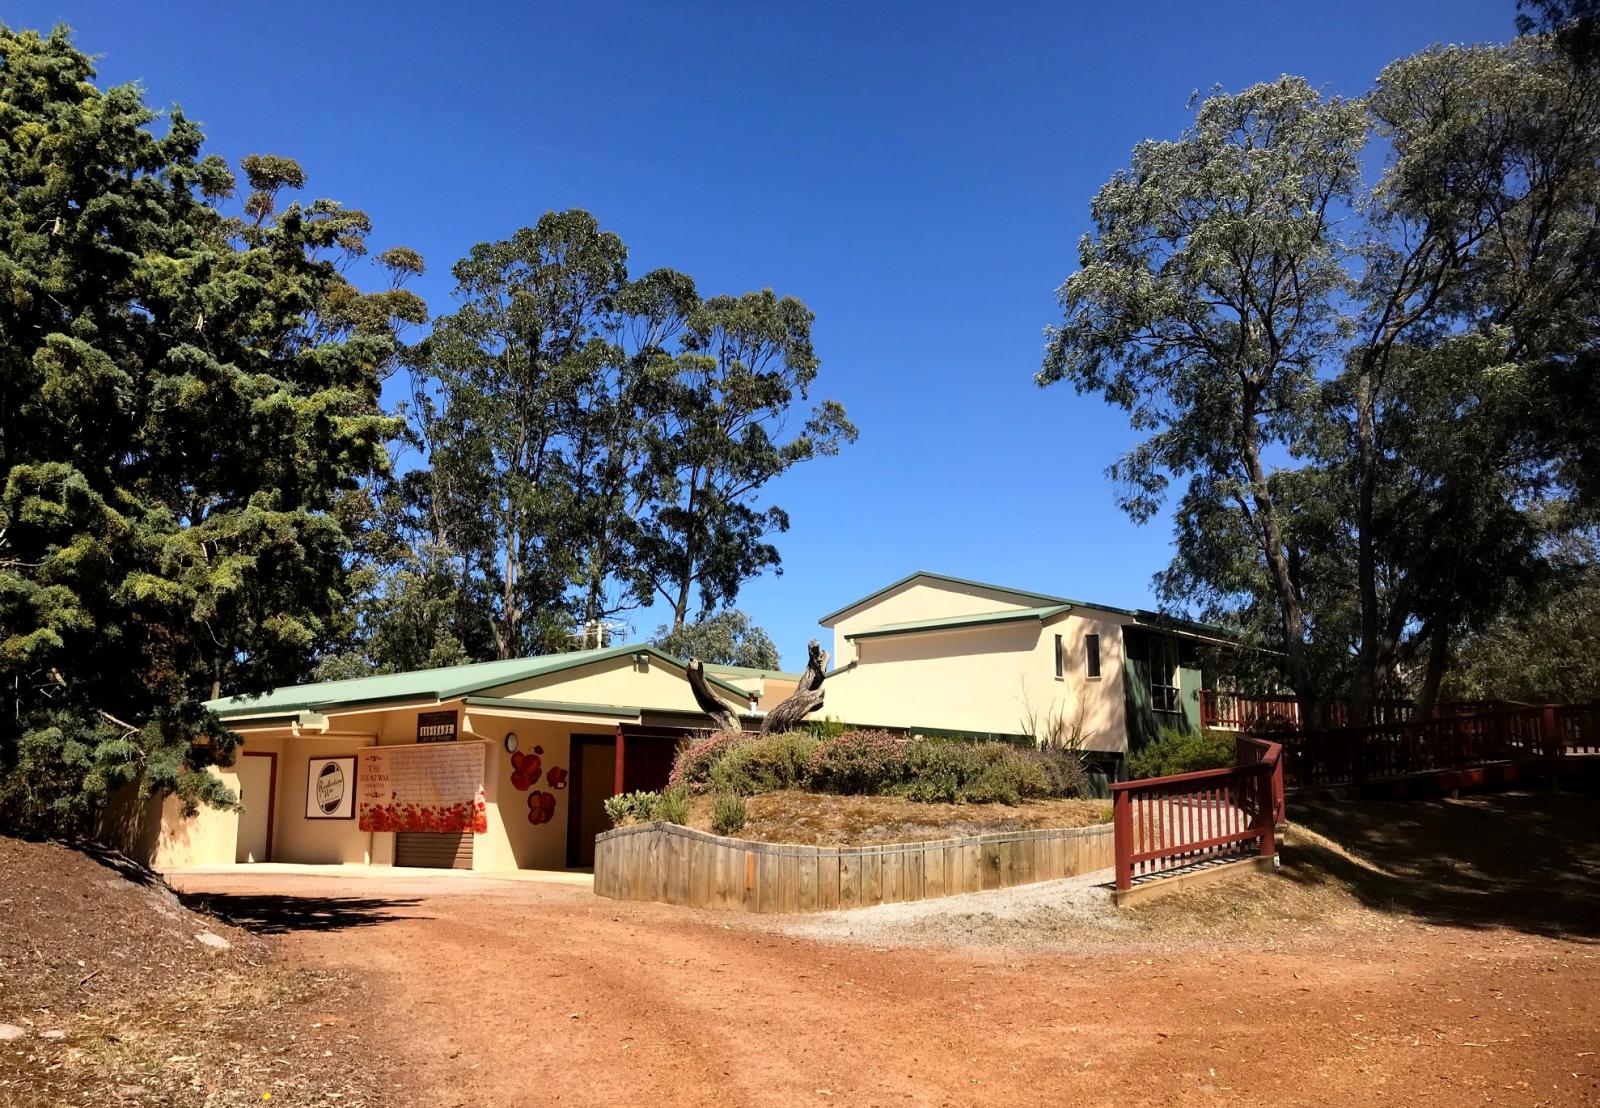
686,658,741,733
1415,619,1451,718
1351,365,1381,725
758,640,828,736
1239,427,1319,717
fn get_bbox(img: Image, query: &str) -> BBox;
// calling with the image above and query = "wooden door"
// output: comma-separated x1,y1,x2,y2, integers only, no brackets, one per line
235,752,276,863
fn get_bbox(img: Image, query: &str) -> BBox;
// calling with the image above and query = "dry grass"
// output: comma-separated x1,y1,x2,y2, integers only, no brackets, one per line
682,789,1111,845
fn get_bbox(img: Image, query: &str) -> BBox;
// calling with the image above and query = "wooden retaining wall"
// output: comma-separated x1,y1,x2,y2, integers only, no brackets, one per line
593,820,1114,914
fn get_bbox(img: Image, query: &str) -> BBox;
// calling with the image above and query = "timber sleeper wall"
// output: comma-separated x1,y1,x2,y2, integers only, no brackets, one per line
593,820,1114,914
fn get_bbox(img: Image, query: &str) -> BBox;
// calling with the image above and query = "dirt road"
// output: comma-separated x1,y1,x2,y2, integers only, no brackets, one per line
171,866,1600,1108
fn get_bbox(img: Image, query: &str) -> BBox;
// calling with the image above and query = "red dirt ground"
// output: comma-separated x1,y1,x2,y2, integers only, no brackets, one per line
168,792,1600,1108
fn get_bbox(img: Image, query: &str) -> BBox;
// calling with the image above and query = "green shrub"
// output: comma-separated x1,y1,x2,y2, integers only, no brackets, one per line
604,789,661,826
961,744,1053,805
1035,740,1092,799
709,731,819,795
804,715,853,740
1128,727,1235,779
656,785,690,825
807,730,911,794
711,792,747,836
668,730,748,793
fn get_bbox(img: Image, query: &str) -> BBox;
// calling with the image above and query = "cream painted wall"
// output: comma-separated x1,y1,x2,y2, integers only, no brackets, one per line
274,735,373,865
481,655,743,714
470,720,608,871
823,580,1037,663
816,610,1134,752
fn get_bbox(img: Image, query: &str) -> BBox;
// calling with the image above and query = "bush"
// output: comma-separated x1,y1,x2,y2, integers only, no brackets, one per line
806,730,911,794
709,731,819,795
960,743,1054,805
656,786,690,824
711,792,747,835
603,790,659,826
1128,727,1235,779
603,785,690,826
1035,740,1092,799
668,730,748,793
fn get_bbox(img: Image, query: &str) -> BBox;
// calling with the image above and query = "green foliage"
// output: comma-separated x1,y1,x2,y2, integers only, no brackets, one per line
1127,728,1236,780
805,730,911,795
672,728,1093,806
668,730,749,792
652,609,780,669
655,786,690,826
385,210,856,663
1041,33,1600,711
707,732,818,795
603,786,688,826
711,792,747,836
0,27,420,834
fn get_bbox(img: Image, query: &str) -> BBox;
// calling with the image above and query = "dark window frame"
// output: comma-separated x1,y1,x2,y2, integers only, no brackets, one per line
1085,633,1101,679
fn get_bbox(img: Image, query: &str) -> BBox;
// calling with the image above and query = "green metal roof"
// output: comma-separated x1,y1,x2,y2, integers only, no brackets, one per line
846,603,1074,641
208,644,753,719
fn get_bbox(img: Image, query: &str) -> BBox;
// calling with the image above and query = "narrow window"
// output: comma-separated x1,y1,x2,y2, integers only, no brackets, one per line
1151,637,1179,713
1085,633,1101,679
1054,634,1064,678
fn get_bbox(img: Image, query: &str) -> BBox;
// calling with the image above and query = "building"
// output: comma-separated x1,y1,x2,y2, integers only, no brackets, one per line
101,645,789,873
817,571,1233,761
104,571,1230,874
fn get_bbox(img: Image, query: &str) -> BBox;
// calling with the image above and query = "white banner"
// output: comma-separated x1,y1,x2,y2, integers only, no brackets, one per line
357,742,486,834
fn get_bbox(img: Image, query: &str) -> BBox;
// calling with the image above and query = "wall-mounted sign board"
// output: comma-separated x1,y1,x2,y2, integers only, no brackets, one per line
305,756,356,820
416,709,458,743
357,741,486,834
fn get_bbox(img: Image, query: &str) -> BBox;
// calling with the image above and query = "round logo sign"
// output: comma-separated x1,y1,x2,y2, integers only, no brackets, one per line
315,761,346,815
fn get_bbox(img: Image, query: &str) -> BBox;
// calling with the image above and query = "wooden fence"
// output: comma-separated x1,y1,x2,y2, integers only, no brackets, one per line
1110,736,1284,893
593,820,1114,913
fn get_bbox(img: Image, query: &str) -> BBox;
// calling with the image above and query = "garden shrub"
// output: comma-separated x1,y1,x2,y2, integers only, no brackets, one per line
604,789,661,826
603,786,691,825
656,786,690,825
668,730,749,793
1035,740,1092,799
960,743,1053,805
709,731,818,795
806,730,911,794
712,792,747,835
1127,727,1235,779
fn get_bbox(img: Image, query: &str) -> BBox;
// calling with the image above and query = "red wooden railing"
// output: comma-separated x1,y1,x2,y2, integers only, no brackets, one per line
1279,702,1599,790
1198,691,1416,732
1111,736,1284,892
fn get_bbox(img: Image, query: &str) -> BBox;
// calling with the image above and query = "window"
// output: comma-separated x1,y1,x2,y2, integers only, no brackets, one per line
1150,637,1180,713
1085,634,1101,679
1054,634,1064,679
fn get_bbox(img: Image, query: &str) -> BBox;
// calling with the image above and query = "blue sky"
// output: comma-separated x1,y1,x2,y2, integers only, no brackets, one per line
8,0,1516,667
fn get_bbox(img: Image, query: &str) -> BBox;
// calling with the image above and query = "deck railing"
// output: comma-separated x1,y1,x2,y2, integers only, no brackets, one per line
1198,691,1416,732
1279,702,1598,790
1110,736,1283,892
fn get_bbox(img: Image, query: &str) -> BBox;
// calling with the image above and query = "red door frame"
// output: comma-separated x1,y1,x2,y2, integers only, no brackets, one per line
239,750,277,862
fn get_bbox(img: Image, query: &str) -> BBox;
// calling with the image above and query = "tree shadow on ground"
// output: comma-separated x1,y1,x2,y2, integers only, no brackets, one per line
179,891,429,935
1285,788,1600,941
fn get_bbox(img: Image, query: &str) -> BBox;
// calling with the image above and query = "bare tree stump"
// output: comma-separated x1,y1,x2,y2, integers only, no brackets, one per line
687,658,742,733
759,640,829,736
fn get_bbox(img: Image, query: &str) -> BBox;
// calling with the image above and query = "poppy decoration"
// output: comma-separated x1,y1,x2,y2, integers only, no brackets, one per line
527,790,557,825
546,766,568,790
510,747,542,791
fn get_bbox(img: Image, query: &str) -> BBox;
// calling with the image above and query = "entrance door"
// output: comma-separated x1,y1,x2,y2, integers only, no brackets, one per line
567,736,616,869
235,752,276,863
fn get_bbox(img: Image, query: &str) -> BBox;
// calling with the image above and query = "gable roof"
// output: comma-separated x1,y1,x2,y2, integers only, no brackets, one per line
819,570,1239,640
846,603,1073,641
207,644,753,720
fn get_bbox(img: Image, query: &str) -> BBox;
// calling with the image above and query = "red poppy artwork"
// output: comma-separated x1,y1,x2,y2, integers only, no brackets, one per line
509,748,542,791
527,790,557,824
546,766,568,790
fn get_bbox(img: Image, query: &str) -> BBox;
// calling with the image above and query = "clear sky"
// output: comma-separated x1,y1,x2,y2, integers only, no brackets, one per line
7,0,1518,667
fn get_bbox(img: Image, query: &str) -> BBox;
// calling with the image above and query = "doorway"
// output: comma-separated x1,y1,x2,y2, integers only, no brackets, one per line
565,729,684,868
235,752,276,863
